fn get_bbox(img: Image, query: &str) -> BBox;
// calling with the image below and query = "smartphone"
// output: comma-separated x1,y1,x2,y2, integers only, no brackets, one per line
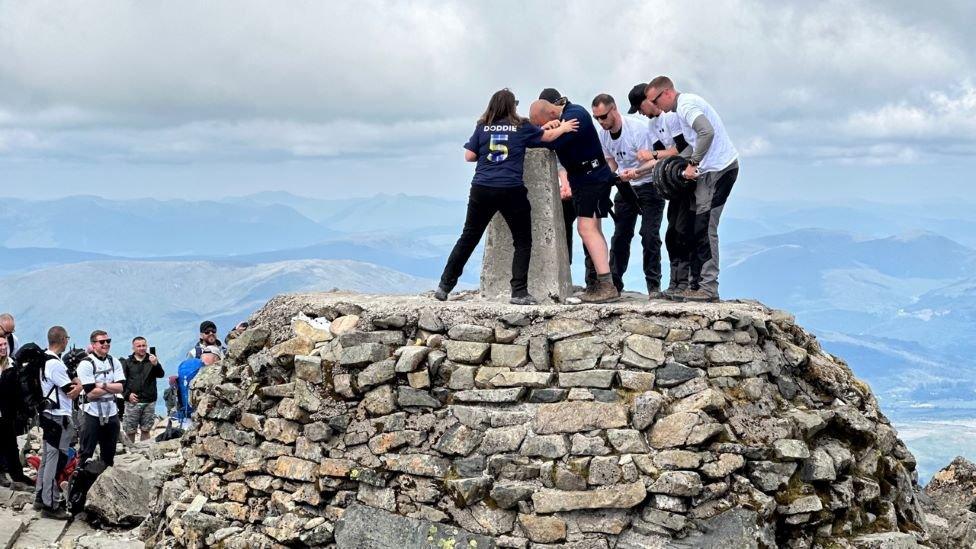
150,346,157,356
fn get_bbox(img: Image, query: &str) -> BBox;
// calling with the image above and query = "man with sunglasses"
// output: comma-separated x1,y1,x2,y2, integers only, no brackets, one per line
188,320,226,359
644,76,739,302
591,92,666,299
78,330,125,467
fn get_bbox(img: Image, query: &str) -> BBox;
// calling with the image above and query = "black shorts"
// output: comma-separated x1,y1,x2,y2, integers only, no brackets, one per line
571,180,613,219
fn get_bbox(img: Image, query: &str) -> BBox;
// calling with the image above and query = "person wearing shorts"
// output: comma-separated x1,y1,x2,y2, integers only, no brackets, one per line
121,336,164,442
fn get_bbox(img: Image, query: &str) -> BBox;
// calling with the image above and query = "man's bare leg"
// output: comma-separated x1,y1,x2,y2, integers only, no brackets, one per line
577,216,619,302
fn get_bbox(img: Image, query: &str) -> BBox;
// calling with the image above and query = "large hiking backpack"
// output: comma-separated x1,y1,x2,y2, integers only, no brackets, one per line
66,459,107,515
177,358,204,420
12,343,54,419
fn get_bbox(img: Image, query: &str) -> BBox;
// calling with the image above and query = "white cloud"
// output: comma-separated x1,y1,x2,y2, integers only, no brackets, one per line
0,0,973,169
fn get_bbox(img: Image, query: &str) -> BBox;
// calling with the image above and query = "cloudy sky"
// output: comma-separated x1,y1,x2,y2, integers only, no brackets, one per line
1,0,974,203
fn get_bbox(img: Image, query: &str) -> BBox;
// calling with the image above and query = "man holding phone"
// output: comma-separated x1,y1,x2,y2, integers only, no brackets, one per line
120,336,164,442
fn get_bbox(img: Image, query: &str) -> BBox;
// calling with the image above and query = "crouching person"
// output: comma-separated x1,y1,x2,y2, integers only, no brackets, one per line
121,336,164,442
36,326,83,520
78,330,125,467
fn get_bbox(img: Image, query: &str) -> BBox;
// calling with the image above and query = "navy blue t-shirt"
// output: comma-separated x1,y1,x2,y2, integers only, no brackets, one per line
540,102,613,186
464,120,545,188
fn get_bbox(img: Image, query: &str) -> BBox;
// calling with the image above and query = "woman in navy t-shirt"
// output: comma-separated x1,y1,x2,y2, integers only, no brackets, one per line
435,88,578,305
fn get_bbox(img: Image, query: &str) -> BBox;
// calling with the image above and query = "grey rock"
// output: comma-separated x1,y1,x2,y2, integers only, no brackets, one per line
448,324,495,343
454,388,525,403
490,482,535,509
533,402,628,434
480,425,528,454
700,453,746,478
801,448,837,482
671,388,726,414
449,365,477,390
706,343,755,365
446,477,492,507
570,433,612,456
649,470,703,497
773,439,810,460
84,456,155,525
520,435,569,459
631,390,666,430
777,495,823,515
618,371,656,392
434,424,484,456
670,376,709,399
692,329,730,343
528,388,568,403
397,386,441,408
546,318,596,340
587,456,622,485
340,342,389,367
227,326,270,361
334,504,495,548
293,354,323,383
655,362,703,388
664,508,774,549
418,309,445,332
382,454,452,477
395,345,430,372
529,335,550,370
532,480,646,513
851,533,920,548
558,370,616,388
362,384,396,416
654,450,701,470
620,318,669,338
747,461,798,491
606,429,649,453
372,314,406,329
489,371,553,388
357,358,396,389
491,344,528,368
552,335,603,371
445,340,491,364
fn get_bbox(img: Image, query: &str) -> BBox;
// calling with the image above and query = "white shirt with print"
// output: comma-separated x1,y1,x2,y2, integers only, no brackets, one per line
598,115,654,186
675,93,738,173
41,351,74,417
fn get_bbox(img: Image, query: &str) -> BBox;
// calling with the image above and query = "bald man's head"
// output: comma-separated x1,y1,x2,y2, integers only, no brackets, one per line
529,100,560,126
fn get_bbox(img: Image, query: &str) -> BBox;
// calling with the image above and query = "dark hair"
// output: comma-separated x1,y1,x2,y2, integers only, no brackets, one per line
48,326,68,346
478,89,526,126
133,336,147,344
90,329,107,343
591,94,616,108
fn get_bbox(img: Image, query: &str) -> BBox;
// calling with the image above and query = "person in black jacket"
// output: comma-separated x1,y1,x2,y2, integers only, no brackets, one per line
120,337,164,442
0,332,32,490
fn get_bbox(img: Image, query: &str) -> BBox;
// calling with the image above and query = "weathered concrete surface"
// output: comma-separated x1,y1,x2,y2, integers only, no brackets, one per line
480,148,572,303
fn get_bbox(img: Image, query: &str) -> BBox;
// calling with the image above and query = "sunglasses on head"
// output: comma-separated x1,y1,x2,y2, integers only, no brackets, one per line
95,339,112,345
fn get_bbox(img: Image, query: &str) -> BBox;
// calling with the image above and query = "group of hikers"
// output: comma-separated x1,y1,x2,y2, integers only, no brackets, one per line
0,314,244,520
435,75,738,305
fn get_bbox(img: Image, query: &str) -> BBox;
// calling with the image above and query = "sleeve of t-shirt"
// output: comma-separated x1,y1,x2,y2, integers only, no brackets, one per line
546,109,584,148
47,360,71,387
520,123,546,148
677,98,705,129
113,357,126,383
464,126,481,153
77,360,95,386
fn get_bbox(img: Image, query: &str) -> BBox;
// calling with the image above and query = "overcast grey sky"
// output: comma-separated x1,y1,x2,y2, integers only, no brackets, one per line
1,0,974,203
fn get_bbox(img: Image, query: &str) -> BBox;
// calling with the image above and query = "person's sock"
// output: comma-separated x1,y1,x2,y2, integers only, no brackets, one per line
597,272,612,283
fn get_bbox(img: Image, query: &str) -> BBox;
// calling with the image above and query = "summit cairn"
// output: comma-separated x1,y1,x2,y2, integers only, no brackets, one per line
146,292,932,548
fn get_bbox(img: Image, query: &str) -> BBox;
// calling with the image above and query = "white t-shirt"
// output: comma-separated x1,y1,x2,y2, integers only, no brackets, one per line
648,112,685,150
598,115,654,186
675,93,738,173
41,351,74,417
78,353,126,418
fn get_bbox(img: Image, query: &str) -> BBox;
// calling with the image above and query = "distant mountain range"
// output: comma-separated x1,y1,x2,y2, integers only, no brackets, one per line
3,190,976,479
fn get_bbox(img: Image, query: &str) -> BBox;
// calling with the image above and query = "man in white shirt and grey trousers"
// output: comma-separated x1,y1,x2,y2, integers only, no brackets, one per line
644,76,739,302
78,329,126,467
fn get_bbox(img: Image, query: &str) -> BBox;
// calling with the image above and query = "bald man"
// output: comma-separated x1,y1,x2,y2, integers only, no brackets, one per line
529,99,619,303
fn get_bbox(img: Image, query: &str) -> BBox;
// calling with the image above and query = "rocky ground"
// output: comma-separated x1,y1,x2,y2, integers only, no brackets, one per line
0,426,181,548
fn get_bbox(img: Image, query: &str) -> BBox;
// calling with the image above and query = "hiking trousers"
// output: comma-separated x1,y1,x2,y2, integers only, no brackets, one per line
665,191,696,291
691,161,739,296
609,185,666,293
79,413,120,467
35,412,74,508
440,185,532,296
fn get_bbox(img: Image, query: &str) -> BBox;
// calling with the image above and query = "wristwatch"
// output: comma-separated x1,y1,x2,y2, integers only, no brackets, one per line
652,151,659,160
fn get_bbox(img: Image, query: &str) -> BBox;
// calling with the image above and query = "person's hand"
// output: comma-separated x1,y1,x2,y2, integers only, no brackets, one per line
542,120,561,130
637,150,654,162
559,119,579,133
149,354,158,365
129,393,139,404
683,164,699,180
67,382,83,399
559,181,572,200
619,169,636,182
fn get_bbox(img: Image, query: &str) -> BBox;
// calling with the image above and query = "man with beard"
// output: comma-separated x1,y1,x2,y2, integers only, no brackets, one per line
188,320,226,359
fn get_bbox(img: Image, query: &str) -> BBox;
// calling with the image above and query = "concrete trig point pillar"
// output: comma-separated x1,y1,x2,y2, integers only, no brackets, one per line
480,149,573,303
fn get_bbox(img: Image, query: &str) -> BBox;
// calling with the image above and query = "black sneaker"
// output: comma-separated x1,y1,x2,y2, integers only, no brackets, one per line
509,294,538,306
680,289,719,303
41,506,72,520
433,287,450,301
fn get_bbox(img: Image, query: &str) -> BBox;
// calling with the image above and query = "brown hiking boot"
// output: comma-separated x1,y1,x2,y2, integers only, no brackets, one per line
662,287,684,301
580,279,620,303
679,289,719,303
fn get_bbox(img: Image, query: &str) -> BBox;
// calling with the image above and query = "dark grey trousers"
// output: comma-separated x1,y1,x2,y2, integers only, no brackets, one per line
691,161,739,296
35,412,74,508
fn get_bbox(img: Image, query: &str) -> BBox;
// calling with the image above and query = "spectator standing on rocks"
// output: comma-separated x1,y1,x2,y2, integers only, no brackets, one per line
435,88,579,306
188,320,226,359
78,330,125,467
529,96,626,303
0,333,33,490
36,326,82,520
0,313,18,355
644,76,739,302
121,337,164,442
591,92,666,298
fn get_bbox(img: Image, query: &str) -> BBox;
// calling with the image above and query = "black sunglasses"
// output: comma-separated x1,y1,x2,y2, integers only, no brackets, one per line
95,339,112,345
203,329,217,335
649,88,667,105
593,106,615,121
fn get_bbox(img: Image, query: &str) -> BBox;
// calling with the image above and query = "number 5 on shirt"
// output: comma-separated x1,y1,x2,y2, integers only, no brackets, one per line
488,134,509,163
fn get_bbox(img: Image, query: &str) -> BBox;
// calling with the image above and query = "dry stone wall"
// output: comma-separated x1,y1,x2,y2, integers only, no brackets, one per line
148,293,929,548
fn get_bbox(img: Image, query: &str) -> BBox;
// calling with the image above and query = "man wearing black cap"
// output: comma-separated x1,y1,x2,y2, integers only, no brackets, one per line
187,320,227,359
538,88,597,292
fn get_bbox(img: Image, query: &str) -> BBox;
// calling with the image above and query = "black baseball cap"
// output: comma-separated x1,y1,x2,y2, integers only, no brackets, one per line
200,320,217,333
538,88,562,103
627,83,647,114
